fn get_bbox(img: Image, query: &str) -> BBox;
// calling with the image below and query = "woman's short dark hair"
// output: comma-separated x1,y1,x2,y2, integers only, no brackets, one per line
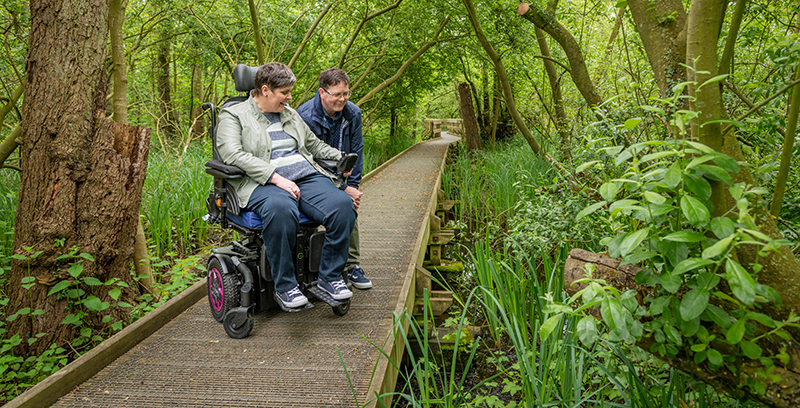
255,62,296,92
318,68,350,90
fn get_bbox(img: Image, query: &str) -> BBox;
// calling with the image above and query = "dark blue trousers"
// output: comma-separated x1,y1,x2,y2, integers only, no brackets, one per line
246,173,356,293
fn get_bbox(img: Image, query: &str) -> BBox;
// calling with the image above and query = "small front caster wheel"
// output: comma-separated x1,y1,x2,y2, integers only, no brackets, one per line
332,299,350,316
223,311,253,339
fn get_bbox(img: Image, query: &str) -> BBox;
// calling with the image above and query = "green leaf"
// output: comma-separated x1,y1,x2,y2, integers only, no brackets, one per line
607,234,627,259
67,264,83,279
620,251,656,267
726,317,747,344
702,305,732,328
641,151,676,163
680,288,709,321
61,314,81,325
83,296,103,312
643,191,666,204
664,163,682,188
740,341,762,359
686,141,715,154
576,201,607,221
117,301,134,308
540,314,562,340
624,118,642,130
681,196,711,226
599,183,619,202
109,288,121,301
619,228,649,257
709,217,735,239
698,74,729,89
79,253,96,262
663,231,705,243
47,280,71,297
576,160,599,173
702,235,734,259
726,259,756,305
684,174,712,200
83,277,103,286
712,154,740,173
707,348,723,366
685,155,714,171
577,317,597,346
696,164,733,185
661,271,683,293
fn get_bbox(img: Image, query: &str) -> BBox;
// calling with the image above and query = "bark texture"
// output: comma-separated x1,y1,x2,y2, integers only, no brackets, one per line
11,0,149,355
627,0,687,98
458,82,482,152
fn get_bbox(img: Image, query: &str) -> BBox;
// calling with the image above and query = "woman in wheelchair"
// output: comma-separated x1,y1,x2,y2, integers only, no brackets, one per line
216,62,355,309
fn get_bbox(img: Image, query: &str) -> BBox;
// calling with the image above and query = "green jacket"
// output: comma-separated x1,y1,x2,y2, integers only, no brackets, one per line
216,96,343,208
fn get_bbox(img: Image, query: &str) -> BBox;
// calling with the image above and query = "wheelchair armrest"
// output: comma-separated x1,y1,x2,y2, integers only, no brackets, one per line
205,159,246,180
314,153,358,175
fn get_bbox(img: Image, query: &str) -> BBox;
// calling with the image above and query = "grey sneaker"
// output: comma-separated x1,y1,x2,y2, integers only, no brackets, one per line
276,286,309,308
347,265,372,290
317,279,353,300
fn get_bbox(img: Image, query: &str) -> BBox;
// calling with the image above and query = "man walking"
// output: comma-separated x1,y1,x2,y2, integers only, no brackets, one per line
298,68,372,289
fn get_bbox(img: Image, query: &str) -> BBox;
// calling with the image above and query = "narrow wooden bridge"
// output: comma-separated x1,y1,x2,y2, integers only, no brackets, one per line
7,131,461,408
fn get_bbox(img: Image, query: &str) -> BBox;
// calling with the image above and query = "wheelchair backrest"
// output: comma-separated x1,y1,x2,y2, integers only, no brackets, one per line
208,64,261,161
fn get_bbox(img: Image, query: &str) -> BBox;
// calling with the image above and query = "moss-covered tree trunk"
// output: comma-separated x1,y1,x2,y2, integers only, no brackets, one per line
9,0,149,356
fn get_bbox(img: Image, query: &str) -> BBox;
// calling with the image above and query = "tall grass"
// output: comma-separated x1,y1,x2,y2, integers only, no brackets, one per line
442,137,554,230
141,144,213,258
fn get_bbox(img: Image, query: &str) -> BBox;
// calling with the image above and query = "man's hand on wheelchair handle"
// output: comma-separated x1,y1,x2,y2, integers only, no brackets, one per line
270,173,300,199
344,186,362,210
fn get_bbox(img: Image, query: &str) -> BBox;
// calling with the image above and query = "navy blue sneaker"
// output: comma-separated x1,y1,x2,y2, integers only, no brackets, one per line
318,279,353,300
276,286,309,308
347,265,372,290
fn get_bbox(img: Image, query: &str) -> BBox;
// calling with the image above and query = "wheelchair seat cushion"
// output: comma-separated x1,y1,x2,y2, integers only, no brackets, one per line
226,210,317,230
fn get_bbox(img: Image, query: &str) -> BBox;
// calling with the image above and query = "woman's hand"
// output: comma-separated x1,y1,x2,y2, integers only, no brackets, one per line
270,173,300,199
344,186,363,210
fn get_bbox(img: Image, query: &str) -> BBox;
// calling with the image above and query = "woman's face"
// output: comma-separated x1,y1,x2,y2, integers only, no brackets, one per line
257,84,293,113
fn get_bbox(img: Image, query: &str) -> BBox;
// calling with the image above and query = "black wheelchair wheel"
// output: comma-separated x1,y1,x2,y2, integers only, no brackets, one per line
332,299,350,316
223,311,254,339
207,257,240,322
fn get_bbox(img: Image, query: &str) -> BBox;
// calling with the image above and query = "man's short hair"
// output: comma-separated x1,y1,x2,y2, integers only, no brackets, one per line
255,62,296,92
318,68,350,90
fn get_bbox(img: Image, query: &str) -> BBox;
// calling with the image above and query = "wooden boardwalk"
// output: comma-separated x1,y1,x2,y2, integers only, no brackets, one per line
19,133,459,408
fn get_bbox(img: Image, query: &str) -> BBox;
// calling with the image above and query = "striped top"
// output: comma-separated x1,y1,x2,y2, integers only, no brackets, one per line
264,112,317,182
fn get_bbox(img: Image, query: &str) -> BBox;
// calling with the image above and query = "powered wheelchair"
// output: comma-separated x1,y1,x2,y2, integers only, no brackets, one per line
202,64,357,339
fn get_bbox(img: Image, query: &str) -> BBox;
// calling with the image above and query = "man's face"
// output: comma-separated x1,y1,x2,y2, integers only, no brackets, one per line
320,82,351,116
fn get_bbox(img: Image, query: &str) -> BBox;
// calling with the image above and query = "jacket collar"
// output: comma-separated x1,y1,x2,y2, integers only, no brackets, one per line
246,95,297,124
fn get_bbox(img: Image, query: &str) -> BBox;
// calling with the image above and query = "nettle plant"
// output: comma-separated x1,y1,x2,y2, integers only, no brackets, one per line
542,131,797,393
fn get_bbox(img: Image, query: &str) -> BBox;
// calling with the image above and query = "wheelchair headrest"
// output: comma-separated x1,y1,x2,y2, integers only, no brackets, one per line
233,64,259,93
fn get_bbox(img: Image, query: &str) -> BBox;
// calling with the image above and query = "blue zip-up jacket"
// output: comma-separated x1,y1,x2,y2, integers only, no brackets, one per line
297,91,364,189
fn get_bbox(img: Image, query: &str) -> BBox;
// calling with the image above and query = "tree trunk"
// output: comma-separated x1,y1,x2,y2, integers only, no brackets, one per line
534,26,571,160
110,0,155,294
627,0,688,98
190,51,205,138
465,0,541,154
156,28,178,139
458,82,482,152
516,3,603,109
10,0,150,356
248,0,264,64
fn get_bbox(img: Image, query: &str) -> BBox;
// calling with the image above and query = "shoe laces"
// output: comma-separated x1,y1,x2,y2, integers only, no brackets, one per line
285,286,302,298
331,280,348,291
350,266,364,278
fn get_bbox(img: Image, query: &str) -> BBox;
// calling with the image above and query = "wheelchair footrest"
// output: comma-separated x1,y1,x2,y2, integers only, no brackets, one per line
272,292,315,313
306,284,350,307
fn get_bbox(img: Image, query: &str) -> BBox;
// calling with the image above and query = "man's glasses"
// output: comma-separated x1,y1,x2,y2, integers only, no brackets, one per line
322,88,351,99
